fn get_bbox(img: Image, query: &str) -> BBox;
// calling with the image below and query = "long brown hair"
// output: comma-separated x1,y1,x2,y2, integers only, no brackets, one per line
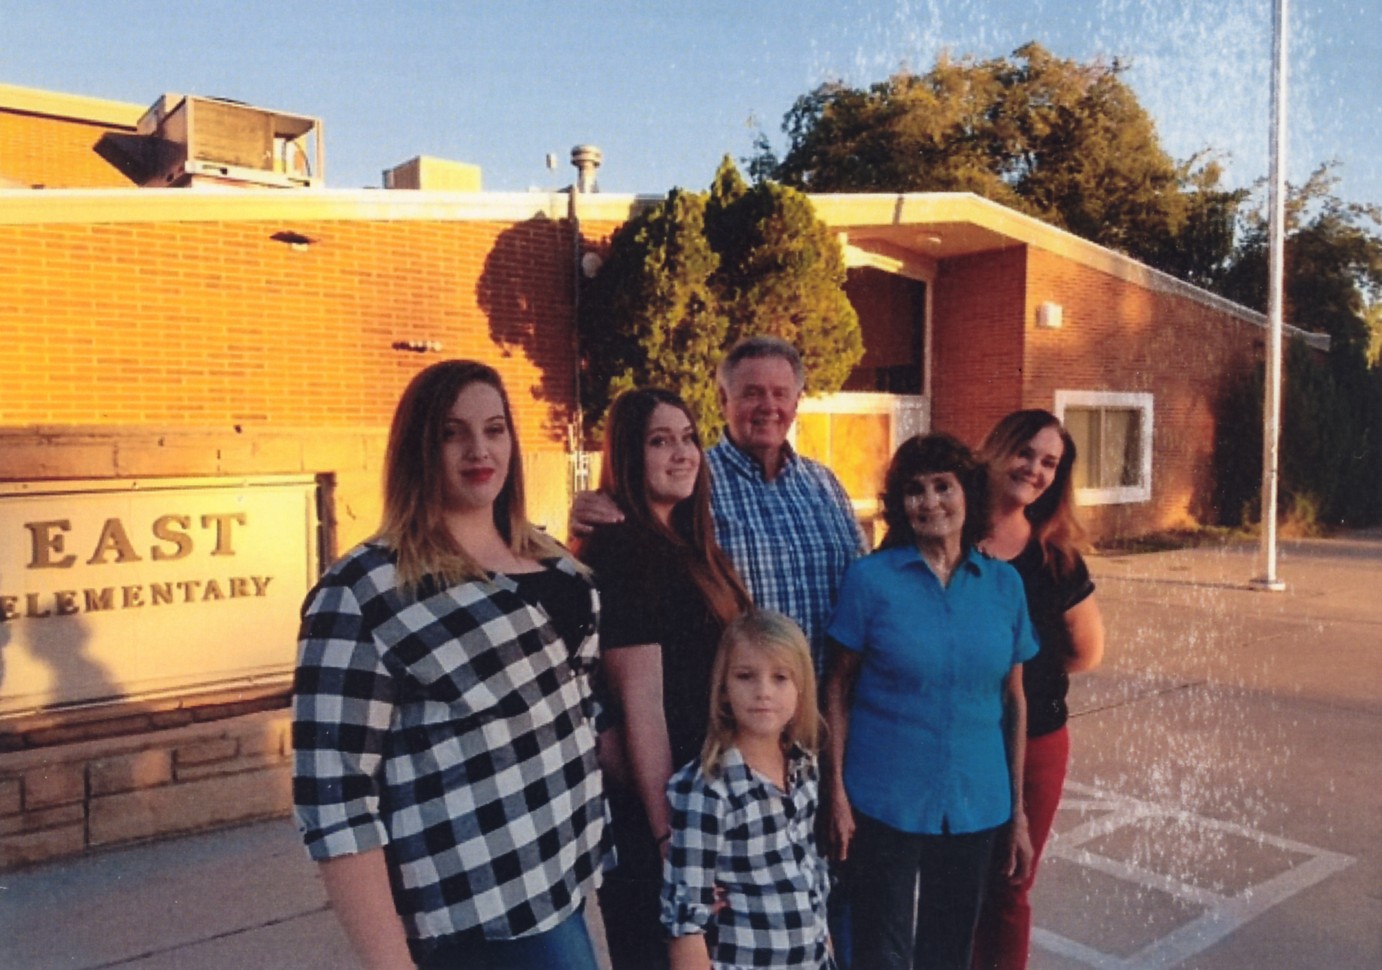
587,386,750,625
700,610,820,777
977,409,1089,577
375,359,565,588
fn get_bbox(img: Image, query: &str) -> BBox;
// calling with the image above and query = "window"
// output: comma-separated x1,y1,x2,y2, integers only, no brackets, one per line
793,392,929,521
1054,391,1154,505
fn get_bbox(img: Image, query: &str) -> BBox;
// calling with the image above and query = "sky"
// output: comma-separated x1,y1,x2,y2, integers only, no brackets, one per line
3,1,1379,210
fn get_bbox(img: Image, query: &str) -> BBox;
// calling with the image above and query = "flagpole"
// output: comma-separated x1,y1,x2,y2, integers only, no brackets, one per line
1252,0,1288,592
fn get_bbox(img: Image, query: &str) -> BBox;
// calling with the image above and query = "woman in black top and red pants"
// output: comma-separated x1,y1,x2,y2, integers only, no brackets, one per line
574,388,751,970
972,410,1106,970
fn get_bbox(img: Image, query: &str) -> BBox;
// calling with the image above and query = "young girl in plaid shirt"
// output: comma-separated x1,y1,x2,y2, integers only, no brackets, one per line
662,611,833,970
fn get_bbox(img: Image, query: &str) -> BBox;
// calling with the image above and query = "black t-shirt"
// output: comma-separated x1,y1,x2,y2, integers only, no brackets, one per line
582,522,736,878
508,565,592,656
1006,540,1095,738
581,522,729,773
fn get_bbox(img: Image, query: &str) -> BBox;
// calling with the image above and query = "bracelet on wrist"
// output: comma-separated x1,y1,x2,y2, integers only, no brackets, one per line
655,831,672,846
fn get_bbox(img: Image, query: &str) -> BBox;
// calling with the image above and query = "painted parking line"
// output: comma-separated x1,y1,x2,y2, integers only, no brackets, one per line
1032,782,1356,970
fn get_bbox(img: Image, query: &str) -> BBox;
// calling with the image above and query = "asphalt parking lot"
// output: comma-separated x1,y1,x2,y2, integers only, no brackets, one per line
1031,532,1381,969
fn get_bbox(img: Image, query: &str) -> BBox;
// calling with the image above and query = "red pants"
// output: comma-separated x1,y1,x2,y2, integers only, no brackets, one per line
971,725,1070,970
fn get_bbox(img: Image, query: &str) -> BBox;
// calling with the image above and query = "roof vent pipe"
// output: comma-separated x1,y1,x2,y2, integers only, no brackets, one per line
570,144,602,193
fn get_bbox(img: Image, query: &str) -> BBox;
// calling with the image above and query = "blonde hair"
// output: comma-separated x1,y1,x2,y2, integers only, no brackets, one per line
699,610,820,776
374,360,567,588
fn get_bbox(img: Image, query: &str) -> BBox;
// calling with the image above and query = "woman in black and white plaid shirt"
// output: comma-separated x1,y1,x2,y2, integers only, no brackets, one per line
293,360,608,970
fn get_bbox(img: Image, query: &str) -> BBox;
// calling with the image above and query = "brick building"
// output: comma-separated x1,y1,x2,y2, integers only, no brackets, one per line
0,82,1323,867
813,194,1327,539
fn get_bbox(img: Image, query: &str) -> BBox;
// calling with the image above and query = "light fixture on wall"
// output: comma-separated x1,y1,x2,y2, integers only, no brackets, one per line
270,230,314,252
1035,301,1063,330
392,339,444,353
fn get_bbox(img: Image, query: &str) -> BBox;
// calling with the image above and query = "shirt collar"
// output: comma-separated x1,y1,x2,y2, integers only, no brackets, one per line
718,743,813,793
886,543,986,577
715,433,799,482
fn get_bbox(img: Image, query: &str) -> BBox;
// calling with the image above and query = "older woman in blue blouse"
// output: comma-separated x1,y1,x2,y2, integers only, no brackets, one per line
823,433,1036,970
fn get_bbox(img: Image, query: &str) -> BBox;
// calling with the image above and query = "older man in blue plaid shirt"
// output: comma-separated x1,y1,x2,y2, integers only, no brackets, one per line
703,337,868,675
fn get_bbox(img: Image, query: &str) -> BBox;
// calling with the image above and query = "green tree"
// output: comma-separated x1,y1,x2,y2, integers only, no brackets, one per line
762,43,1240,282
1220,165,1382,361
1211,362,1263,528
1280,338,1349,521
1150,155,1247,290
770,54,1019,204
1366,301,1382,366
1216,165,1382,525
706,157,863,395
578,188,728,440
579,159,863,441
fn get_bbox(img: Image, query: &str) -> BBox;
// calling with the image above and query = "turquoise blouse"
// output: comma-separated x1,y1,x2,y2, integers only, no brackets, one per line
827,544,1038,835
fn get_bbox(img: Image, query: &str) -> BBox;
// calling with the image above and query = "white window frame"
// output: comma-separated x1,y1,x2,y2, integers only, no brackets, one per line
1054,390,1154,505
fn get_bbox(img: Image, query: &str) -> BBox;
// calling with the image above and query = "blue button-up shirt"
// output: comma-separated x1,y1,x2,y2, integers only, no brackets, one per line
707,437,868,675
827,545,1037,835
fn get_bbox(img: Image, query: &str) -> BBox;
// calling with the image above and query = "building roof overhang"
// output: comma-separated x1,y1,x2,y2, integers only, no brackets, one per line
0,185,665,226
0,182,1328,352
809,191,1328,351
0,83,143,128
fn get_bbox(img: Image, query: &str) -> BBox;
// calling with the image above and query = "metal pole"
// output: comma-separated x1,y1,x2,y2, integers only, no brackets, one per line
1253,0,1288,592
568,182,590,497
568,148,599,499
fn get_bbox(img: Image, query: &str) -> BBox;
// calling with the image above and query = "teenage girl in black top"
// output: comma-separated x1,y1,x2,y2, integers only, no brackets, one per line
574,387,751,970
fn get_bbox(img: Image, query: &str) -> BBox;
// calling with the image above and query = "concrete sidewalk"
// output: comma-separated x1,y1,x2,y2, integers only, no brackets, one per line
3,533,1378,970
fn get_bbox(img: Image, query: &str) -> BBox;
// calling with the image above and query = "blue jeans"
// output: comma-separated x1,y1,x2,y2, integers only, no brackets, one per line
413,910,601,970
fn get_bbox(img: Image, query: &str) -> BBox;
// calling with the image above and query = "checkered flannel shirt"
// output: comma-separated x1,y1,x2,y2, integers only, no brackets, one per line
707,438,869,675
662,746,831,970
292,542,608,944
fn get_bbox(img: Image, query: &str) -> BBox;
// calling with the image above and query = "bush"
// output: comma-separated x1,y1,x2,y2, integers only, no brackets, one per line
1212,337,1382,530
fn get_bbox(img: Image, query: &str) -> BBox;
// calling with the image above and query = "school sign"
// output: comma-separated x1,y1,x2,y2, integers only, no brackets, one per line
0,477,318,719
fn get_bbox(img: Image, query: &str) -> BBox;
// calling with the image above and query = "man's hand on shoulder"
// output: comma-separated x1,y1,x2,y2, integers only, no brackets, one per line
568,490,624,538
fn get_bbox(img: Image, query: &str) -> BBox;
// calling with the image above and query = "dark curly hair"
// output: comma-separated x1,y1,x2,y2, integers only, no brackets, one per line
878,433,990,553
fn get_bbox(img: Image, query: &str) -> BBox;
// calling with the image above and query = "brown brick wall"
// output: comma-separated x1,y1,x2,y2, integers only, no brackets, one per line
1022,247,1259,538
841,267,925,392
928,246,1258,540
0,216,577,446
0,709,292,870
1,211,581,585
930,247,1029,444
0,110,139,188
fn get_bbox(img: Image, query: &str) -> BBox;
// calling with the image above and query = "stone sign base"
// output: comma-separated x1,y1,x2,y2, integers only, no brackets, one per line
1,706,292,870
